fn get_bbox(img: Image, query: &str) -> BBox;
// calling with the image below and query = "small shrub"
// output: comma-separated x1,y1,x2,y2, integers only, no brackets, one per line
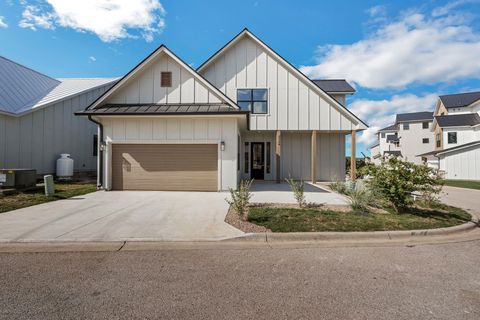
285,178,307,208
329,180,347,195
225,179,253,220
330,180,373,212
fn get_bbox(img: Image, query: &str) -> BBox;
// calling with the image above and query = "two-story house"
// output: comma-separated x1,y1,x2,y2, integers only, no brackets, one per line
370,111,434,165
76,29,367,191
420,92,480,180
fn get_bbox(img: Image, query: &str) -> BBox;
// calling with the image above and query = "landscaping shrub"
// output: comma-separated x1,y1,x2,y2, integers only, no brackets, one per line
361,157,443,213
330,180,373,212
225,179,253,220
285,178,307,208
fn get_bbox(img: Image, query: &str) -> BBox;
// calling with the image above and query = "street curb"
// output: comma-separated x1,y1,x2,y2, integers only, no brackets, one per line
226,219,479,242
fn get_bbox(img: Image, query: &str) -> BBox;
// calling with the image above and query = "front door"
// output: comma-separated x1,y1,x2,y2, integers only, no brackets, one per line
251,142,265,180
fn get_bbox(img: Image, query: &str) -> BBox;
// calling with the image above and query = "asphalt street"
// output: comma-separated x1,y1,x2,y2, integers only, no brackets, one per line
1,239,479,320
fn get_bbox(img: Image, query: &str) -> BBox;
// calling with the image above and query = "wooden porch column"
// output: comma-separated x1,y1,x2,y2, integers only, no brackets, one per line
275,130,281,183
311,130,317,184
350,130,356,181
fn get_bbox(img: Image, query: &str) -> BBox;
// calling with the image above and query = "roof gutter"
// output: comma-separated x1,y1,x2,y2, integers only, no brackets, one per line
87,115,104,189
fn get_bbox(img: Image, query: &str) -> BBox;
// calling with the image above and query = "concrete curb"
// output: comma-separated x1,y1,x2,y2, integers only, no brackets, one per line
226,219,479,242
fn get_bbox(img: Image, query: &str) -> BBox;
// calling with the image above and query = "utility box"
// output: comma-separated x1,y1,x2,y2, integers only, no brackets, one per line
0,169,37,188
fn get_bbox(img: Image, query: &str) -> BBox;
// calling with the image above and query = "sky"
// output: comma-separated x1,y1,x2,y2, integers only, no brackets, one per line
1,0,480,157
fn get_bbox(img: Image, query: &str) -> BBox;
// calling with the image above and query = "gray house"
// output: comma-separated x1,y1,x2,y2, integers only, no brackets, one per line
0,56,117,175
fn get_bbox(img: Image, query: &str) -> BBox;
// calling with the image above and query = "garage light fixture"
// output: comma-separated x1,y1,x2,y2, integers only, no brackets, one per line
220,141,225,151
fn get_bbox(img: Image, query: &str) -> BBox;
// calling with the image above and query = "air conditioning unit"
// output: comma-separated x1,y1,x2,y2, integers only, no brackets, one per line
0,169,37,188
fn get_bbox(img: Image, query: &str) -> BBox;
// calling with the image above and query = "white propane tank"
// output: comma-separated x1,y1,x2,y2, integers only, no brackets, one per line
56,154,74,180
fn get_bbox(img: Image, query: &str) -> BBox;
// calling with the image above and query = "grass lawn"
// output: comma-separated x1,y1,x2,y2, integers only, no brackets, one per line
444,180,480,190
0,182,97,214
248,205,471,232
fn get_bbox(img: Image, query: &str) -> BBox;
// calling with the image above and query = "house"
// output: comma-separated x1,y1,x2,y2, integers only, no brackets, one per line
0,56,117,176
419,91,480,180
369,111,434,165
76,29,367,191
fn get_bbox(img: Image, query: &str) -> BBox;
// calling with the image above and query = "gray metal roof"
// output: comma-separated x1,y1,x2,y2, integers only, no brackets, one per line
378,124,398,132
312,79,356,93
0,55,117,115
439,91,480,109
435,113,480,127
76,104,249,116
396,111,433,123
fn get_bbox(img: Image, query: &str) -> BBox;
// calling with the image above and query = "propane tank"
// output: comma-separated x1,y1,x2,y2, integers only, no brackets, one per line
56,154,74,180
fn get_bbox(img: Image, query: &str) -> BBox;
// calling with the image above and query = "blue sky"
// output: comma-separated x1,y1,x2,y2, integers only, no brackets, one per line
1,0,480,156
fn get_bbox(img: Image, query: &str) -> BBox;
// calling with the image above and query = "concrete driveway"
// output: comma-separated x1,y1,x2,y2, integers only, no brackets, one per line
0,191,244,242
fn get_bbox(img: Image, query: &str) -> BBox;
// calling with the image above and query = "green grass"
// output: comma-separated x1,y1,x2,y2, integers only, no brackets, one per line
248,205,471,232
0,182,97,213
444,180,480,190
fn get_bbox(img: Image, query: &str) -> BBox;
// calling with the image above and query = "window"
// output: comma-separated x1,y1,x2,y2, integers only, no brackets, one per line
422,122,429,129
266,142,271,174
403,123,410,130
436,133,441,148
161,71,172,87
93,134,98,156
422,138,429,144
448,132,457,144
244,142,249,174
381,132,385,138
237,89,268,114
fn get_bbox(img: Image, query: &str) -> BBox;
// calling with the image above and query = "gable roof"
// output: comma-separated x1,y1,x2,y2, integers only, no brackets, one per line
312,79,355,94
378,124,398,132
439,91,480,109
396,111,433,123
197,28,368,130
435,113,480,127
87,45,238,111
0,55,117,116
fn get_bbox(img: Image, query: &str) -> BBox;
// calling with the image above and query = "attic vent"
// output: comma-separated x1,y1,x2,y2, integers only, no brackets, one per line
161,72,172,87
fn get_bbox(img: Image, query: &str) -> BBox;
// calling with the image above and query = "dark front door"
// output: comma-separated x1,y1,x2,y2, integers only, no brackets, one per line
251,142,265,180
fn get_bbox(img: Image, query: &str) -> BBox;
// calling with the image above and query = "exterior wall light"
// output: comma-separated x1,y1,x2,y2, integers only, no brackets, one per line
220,141,225,151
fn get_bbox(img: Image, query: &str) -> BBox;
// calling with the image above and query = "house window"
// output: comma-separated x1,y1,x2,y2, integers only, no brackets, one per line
93,134,98,156
244,142,249,174
266,142,271,174
448,132,457,144
381,132,385,138
403,123,410,130
422,122,429,129
237,89,268,114
422,138,429,144
161,72,172,87
436,133,441,148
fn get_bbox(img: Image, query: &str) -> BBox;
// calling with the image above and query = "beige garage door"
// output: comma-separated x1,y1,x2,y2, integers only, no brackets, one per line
112,144,218,191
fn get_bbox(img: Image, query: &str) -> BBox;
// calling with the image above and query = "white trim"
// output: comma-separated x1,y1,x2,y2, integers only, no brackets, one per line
198,29,367,130
435,141,480,156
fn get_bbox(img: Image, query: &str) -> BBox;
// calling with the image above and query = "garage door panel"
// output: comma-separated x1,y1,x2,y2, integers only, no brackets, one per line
112,144,218,191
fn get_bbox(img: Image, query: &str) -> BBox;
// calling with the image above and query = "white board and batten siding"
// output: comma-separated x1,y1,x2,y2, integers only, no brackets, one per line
200,36,358,132
440,144,480,180
99,116,239,191
106,52,221,105
0,85,111,174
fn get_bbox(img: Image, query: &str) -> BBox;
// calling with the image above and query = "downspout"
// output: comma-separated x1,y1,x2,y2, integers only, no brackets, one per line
88,116,103,189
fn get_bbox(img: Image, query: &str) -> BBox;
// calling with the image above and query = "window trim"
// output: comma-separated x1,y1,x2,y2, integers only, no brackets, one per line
447,132,457,144
161,71,172,87
237,88,269,114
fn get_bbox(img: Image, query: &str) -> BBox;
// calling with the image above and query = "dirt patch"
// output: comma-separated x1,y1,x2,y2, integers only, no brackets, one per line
225,206,271,233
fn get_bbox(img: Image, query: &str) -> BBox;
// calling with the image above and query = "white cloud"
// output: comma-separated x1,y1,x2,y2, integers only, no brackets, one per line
18,0,166,42
89,56,96,62
0,16,8,28
350,93,438,146
301,7,480,89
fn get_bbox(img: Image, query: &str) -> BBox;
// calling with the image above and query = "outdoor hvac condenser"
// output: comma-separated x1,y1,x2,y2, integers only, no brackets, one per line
0,169,37,188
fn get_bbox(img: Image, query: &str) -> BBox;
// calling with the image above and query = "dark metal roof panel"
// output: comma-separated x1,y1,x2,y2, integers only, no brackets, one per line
75,104,249,116
312,79,356,93
435,113,480,127
396,111,433,122
439,91,480,109
378,124,398,132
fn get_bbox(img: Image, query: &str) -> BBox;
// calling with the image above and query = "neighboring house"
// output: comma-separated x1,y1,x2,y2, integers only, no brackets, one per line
77,29,367,191
420,92,480,180
369,111,434,165
0,56,117,175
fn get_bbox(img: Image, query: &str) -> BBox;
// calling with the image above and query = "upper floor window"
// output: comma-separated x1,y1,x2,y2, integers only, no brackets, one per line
422,138,429,144
448,132,457,144
380,132,385,138
161,72,172,87
237,89,268,114
422,122,429,129
403,123,410,130
436,133,441,148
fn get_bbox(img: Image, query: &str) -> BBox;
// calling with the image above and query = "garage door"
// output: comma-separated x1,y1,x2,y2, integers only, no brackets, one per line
112,144,218,191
